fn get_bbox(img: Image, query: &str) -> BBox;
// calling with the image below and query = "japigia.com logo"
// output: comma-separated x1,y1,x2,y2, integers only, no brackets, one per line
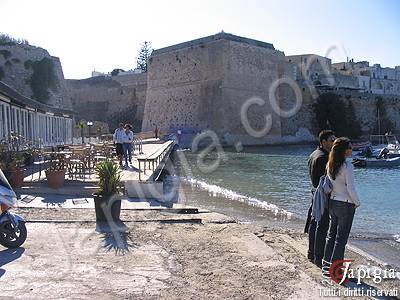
320,259,399,297
325,259,353,284
323,259,399,285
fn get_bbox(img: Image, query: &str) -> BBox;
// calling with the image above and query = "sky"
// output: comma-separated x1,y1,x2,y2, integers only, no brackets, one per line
1,0,399,79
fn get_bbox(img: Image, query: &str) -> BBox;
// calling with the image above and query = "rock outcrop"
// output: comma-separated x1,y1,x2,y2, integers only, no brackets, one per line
0,43,71,109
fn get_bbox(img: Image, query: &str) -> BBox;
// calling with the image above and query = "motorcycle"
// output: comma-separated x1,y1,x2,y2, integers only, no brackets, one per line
0,169,27,248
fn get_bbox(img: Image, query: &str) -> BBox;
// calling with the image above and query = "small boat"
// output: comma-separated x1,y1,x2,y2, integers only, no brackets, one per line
352,157,400,168
386,135,400,155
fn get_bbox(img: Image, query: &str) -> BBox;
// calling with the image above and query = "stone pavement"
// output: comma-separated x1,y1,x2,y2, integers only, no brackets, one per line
0,211,325,300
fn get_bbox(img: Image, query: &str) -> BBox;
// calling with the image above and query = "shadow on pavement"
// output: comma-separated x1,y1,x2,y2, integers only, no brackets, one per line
96,221,138,255
0,247,25,278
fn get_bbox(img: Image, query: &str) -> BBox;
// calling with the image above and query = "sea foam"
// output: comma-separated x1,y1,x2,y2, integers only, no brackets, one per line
182,177,293,218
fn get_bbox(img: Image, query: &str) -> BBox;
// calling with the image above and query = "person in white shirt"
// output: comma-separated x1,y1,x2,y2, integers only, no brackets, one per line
323,137,361,267
122,124,134,168
113,123,125,167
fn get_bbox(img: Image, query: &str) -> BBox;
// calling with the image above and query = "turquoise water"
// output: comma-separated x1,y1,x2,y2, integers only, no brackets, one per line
174,145,400,239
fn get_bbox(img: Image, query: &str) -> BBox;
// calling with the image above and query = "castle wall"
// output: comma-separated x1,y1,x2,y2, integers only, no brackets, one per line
219,41,289,144
278,86,316,141
142,39,226,134
281,88,400,139
142,36,300,145
66,73,147,131
344,94,400,135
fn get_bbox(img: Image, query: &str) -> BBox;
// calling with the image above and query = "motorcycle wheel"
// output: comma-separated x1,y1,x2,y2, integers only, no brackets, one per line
0,221,27,248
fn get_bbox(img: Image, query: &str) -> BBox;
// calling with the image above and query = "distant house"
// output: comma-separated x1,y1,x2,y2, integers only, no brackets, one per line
91,70,106,77
0,81,73,146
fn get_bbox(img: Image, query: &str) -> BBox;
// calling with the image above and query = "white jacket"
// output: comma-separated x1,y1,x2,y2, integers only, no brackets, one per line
327,161,361,207
113,128,125,144
123,130,134,144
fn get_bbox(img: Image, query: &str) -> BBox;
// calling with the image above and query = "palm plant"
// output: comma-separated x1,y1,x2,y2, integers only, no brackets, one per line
95,160,121,196
76,121,85,144
94,159,122,222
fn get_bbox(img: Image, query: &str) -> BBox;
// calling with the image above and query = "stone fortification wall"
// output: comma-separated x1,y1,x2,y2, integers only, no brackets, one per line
338,93,400,135
0,43,71,109
66,73,147,131
281,87,400,140
219,40,295,145
142,38,226,135
142,33,301,145
278,85,316,142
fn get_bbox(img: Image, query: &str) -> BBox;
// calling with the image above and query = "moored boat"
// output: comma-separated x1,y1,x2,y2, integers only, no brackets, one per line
352,157,400,168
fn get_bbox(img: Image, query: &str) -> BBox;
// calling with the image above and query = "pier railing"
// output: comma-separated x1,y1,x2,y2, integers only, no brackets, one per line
137,140,175,181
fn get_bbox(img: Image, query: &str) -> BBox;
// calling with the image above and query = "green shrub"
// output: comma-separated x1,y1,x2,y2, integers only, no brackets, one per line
314,92,362,138
0,66,4,80
0,33,29,46
29,57,59,103
24,59,32,69
11,58,21,63
5,60,12,67
110,68,125,76
0,49,12,59
374,96,394,134
345,100,362,138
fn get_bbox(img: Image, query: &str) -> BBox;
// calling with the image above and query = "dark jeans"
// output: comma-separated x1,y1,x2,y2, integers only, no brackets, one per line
323,200,355,264
307,206,330,264
123,143,133,165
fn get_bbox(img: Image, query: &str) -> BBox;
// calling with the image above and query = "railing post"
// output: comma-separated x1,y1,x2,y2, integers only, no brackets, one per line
138,160,141,181
139,138,143,154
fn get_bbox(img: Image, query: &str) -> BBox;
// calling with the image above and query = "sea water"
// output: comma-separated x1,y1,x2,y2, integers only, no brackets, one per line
173,145,400,245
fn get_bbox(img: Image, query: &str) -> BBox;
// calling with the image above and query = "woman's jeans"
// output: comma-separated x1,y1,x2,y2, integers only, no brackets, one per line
323,200,355,264
123,143,132,165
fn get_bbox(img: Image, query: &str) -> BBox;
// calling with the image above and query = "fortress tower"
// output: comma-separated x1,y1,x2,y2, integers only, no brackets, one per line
142,32,295,145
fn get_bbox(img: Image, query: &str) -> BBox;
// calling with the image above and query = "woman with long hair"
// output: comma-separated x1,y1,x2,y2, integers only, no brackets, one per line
323,137,361,265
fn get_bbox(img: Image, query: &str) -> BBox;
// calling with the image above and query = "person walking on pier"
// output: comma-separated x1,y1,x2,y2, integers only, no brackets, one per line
113,123,125,167
306,130,335,267
123,124,134,168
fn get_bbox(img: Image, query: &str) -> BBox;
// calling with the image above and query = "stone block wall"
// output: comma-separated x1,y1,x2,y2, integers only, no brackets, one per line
284,88,400,140
142,39,226,134
220,41,291,144
279,85,317,139
66,73,147,132
344,94,400,135
142,35,301,145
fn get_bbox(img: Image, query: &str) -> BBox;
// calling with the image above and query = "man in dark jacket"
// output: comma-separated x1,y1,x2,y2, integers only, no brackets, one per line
306,130,335,267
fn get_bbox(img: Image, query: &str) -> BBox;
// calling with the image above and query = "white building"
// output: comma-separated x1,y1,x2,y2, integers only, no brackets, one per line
0,81,73,147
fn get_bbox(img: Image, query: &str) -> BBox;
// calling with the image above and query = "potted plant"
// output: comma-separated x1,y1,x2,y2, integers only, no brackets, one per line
0,151,25,188
45,153,67,189
93,159,122,222
22,148,35,165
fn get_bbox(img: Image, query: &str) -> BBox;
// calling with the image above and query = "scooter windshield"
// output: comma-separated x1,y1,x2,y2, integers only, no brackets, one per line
0,169,17,206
